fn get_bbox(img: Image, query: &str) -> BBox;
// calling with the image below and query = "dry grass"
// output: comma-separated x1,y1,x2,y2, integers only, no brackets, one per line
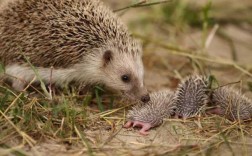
0,0,252,155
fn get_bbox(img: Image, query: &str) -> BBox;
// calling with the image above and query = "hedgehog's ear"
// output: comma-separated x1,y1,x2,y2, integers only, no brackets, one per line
103,50,113,66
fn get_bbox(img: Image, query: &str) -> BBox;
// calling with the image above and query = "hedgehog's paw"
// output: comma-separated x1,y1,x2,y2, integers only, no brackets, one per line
123,121,134,128
124,121,152,135
12,79,26,91
206,107,223,115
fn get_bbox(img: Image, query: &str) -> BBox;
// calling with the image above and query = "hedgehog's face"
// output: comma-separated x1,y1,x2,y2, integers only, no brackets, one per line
100,49,150,103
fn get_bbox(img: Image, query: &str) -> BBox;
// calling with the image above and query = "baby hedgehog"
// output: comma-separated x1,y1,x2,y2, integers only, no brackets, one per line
175,75,209,119
124,89,176,135
0,0,150,102
210,86,252,121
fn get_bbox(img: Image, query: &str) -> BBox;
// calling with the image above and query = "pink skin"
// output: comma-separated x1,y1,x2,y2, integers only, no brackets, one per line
206,107,223,115
123,121,152,135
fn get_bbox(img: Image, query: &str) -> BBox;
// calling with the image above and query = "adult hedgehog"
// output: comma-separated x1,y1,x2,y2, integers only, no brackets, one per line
0,0,150,102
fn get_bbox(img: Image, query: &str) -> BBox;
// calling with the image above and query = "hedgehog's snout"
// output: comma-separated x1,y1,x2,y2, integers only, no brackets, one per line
141,94,150,103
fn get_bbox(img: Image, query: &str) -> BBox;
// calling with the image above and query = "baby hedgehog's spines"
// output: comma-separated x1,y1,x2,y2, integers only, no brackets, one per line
124,89,176,135
175,75,209,118
210,86,252,121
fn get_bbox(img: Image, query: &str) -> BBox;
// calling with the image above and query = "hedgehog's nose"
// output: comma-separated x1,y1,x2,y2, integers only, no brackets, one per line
141,94,150,103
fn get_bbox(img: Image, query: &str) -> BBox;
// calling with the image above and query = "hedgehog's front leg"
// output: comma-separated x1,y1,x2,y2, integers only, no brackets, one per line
12,79,26,91
136,122,152,135
123,121,133,128
5,64,34,91
124,121,152,135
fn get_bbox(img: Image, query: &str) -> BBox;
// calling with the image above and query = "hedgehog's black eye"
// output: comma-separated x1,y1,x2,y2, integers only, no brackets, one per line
121,75,130,83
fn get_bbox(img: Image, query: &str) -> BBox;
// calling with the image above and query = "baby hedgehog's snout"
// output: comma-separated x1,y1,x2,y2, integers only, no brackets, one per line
141,94,150,103
124,89,176,135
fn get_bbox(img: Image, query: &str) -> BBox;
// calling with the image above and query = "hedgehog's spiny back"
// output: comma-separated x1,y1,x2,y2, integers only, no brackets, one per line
211,87,252,121
0,0,137,68
175,75,209,118
127,90,176,127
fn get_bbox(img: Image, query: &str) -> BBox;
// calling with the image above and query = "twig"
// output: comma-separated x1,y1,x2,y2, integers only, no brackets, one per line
203,123,238,144
205,24,219,49
49,66,53,98
0,110,36,146
114,0,171,12
99,126,123,147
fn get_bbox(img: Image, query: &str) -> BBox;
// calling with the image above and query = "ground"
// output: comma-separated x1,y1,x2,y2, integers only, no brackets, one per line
0,0,252,156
